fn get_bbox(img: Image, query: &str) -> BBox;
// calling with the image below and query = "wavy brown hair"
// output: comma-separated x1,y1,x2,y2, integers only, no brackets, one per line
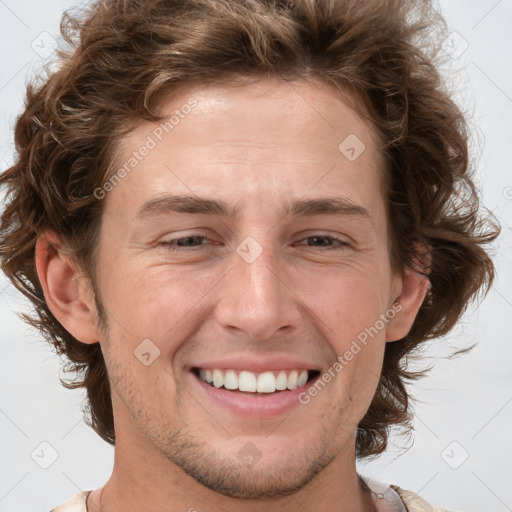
0,0,500,459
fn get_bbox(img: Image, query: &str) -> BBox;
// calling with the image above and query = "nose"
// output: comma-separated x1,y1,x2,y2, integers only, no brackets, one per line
213,239,304,340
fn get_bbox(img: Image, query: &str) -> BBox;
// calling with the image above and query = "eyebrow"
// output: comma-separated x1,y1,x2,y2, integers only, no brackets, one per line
136,195,371,221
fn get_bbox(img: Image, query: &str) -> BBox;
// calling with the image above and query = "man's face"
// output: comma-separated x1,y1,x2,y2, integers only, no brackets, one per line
92,78,401,498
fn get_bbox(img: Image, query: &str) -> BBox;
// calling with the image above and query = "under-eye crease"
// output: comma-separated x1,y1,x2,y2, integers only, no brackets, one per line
159,234,350,252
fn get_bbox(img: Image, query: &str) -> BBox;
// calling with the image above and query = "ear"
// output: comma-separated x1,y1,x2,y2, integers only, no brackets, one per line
35,231,100,344
385,246,431,343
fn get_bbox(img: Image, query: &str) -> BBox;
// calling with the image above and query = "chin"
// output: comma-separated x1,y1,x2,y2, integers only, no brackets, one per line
154,430,338,500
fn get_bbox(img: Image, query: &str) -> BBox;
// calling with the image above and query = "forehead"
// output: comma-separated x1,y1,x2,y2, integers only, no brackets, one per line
106,78,386,219
117,77,381,155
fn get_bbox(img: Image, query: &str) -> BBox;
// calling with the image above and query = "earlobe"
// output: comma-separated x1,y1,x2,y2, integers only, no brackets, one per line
385,247,431,343
35,231,100,344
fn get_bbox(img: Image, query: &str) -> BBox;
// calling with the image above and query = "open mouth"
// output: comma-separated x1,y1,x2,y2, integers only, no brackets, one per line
192,367,321,394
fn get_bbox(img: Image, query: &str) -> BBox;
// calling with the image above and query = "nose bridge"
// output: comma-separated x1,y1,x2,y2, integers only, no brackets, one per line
214,236,301,340
240,240,281,306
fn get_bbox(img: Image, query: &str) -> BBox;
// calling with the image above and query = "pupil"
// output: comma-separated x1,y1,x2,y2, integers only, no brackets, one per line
178,236,201,246
311,236,329,246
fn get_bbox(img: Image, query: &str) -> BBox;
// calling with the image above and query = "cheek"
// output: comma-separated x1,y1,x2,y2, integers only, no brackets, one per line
326,328,386,425
100,308,178,412
289,262,392,341
293,263,390,405
98,262,224,378
99,260,214,328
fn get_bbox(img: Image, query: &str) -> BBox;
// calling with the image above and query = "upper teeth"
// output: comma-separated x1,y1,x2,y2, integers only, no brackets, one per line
198,369,309,393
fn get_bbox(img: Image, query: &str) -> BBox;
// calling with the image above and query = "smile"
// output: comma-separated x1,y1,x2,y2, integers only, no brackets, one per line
193,368,321,394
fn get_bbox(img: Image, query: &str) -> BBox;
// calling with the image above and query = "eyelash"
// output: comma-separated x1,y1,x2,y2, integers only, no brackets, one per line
159,234,350,252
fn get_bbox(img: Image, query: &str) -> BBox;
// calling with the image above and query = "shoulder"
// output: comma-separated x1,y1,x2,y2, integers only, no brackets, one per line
390,484,456,512
49,491,92,512
360,474,455,512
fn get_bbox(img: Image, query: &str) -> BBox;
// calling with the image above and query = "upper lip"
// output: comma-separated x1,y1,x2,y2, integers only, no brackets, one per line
189,355,323,373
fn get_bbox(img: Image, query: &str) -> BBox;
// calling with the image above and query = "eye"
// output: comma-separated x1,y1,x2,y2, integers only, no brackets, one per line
158,233,350,253
295,235,350,250
160,235,215,251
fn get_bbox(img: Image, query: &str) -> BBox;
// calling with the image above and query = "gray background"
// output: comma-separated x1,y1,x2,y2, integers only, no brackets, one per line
1,1,511,511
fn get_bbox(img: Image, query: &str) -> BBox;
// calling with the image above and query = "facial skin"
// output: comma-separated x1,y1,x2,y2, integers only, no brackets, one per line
36,77,429,512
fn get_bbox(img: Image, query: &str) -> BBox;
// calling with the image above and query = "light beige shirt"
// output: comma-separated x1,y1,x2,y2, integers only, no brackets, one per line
49,478,455,512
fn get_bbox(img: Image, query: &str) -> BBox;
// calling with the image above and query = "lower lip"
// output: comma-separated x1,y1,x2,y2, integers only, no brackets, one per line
190,372,319,418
